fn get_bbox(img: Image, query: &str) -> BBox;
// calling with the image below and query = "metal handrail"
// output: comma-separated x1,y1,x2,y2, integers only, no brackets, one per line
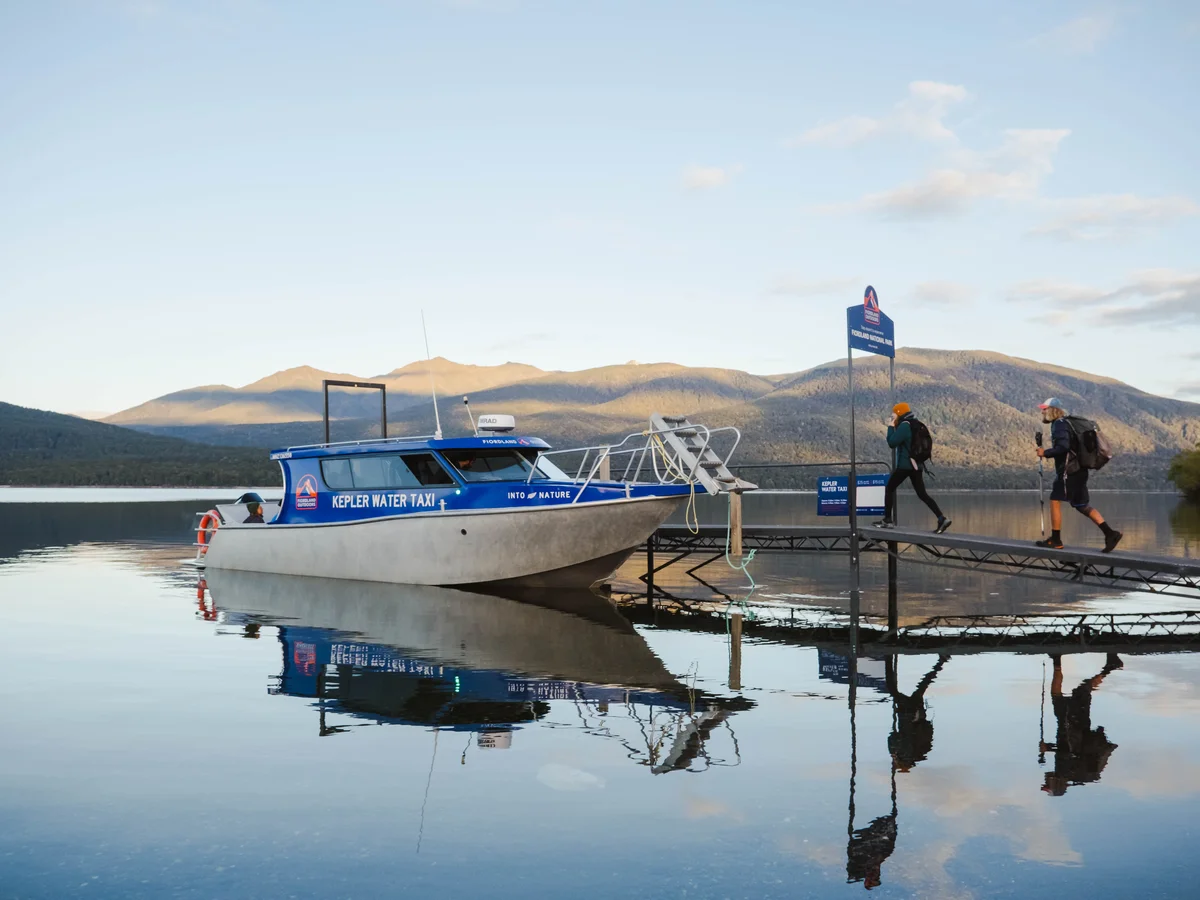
531,425,696,487
533,423,744,493
275,434,439,455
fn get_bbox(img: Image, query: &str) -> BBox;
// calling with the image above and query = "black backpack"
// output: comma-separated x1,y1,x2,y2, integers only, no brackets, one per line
908,418,934,467
1064,416,1114,472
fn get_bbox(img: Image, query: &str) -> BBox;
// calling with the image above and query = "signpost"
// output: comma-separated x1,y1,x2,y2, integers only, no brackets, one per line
845,286,896,637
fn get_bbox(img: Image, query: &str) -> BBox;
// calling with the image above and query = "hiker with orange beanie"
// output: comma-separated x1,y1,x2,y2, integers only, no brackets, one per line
875,402,951,533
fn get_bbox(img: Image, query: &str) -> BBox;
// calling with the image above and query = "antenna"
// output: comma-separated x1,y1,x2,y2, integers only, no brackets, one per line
421,310,443,440
463,395,478,435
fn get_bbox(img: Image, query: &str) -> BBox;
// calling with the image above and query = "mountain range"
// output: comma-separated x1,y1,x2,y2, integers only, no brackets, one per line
100,350,1200,490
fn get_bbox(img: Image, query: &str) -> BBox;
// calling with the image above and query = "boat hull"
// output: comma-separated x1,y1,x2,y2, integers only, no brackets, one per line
202,494,681,587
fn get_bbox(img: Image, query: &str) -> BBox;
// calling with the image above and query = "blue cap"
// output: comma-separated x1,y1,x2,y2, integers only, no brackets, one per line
1038,397,1065,411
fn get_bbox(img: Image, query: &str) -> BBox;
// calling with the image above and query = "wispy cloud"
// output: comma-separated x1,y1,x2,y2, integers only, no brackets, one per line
770,276,860,298
789,81,968,148
1031,194,1199,241
844,129,1070,219
681,163,742,191
1009,270,1200,327
1007,279,1105,308
1030,10,1118,54
441,0,520,10
908,281,975,306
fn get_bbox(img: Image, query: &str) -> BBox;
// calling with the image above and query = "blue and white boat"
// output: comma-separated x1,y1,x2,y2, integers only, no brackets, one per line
194,412,750,589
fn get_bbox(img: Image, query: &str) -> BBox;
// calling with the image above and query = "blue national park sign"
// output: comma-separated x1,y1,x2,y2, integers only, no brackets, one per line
847,285,895,358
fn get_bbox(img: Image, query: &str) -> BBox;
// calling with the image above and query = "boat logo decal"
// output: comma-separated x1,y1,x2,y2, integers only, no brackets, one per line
295,473,319,510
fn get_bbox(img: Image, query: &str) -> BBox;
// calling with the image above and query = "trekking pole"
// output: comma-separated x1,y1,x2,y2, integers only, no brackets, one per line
1035,430,1045,538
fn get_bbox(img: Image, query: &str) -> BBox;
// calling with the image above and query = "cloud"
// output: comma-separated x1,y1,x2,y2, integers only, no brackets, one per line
900,765,1082,865
1108,748,1200,799
684,796,745,822
908,281,975,306
851,129,1070,219
681,164,742,191
1031,11,1118,54
536,763,605,791
1031,194,1199,240
1009,270,1200,327
771,276,861,298
1007,279,1105,308
1176,384,1200,399
790,81,968,147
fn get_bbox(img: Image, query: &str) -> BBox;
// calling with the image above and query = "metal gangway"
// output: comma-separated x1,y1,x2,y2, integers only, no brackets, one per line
647,414,758,495
644,523,1200,599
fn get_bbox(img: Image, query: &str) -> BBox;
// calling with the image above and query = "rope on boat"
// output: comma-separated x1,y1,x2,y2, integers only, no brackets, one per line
645,430,700,535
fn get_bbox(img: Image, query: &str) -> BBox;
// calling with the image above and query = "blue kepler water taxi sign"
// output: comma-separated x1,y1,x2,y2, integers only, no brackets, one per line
847,285,894,358
817,474,887,516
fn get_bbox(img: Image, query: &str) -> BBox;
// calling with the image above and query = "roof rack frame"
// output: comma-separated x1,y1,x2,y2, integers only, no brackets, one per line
323,379,386,445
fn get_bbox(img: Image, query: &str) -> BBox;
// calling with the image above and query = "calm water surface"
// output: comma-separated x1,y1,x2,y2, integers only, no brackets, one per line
1,491,1198,898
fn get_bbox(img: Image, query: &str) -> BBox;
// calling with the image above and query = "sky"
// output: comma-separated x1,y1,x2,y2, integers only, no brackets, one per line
2,0,1199,416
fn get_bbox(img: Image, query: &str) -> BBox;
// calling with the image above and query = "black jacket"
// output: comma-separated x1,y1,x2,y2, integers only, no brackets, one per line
1043,418,1072,477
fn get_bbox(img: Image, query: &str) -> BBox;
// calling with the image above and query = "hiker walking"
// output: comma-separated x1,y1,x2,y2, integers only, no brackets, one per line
876,403,950,534
1035,398,1122,552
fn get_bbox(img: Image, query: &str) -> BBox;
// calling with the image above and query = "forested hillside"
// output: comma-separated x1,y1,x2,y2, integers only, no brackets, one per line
0,402,279,486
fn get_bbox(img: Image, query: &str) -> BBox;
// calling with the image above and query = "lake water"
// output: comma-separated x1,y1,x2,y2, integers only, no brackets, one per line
2,491,1199,898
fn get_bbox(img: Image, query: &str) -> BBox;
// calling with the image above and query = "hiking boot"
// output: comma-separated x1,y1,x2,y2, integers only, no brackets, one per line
871,520,895,529
1035,537,1064,550
1102,530,1123,554
935,517,952,535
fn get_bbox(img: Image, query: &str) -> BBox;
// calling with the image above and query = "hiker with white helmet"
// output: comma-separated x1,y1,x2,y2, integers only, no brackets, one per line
1035,398,1122,553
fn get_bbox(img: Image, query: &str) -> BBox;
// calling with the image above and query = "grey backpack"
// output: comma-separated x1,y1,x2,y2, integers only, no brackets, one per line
1065,416,1114,471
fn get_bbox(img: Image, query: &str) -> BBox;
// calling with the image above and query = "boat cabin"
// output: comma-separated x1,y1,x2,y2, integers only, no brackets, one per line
252,433,673,526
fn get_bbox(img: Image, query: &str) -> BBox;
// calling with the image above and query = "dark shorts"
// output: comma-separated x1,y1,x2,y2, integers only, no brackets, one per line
1050,469,1090,508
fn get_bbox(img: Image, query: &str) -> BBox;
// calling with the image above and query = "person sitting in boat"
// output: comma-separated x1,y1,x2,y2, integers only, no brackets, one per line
244,502,265,524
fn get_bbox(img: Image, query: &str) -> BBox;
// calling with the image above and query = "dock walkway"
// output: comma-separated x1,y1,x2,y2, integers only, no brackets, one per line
648,524,1200,597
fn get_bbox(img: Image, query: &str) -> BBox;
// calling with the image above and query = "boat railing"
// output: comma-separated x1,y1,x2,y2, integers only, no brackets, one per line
532,423,743,500
273,434,440,456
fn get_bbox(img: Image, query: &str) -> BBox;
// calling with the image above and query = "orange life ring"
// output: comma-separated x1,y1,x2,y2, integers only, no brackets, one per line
197,510,221,552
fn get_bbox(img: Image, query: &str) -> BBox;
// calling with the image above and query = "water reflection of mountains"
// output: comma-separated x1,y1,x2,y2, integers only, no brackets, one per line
202,571,752,765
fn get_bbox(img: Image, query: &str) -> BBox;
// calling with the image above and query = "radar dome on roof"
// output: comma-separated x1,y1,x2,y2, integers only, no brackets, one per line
477,414,516,433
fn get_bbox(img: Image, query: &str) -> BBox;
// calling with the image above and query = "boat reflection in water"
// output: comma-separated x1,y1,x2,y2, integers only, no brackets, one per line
200,570,752,771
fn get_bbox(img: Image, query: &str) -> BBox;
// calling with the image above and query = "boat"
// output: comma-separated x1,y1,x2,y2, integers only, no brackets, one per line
192,397,752,588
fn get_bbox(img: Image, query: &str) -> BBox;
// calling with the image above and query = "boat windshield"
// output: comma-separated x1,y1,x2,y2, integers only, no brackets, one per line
441,449,538,483
441,449,579,483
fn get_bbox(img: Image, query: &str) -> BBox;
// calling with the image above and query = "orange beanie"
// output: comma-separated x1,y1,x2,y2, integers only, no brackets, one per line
893,402,911,417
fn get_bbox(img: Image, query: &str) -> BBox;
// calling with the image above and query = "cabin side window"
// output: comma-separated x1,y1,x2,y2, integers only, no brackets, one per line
350,456,421,489
320,458,354,490
320,454,455,490
403,453,457,486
